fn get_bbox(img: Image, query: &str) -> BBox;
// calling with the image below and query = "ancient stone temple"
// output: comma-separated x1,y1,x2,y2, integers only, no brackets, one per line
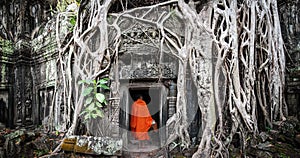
279,0,300,120
89,5,202,150
0,1,202,145
0,1,300,157
0,0,53,128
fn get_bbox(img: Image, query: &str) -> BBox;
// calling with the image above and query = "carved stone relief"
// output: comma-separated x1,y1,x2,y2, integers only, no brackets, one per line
24,67,33,124
14,67,22,125
14,64,34,126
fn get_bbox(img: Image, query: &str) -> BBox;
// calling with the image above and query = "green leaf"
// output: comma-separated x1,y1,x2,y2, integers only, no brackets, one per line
98,78,108,85
95,102,103,108
78,80,86,84
70,16,76,26
97,84,110,90
80,110,86,116
96,93,105,103
85,79,94,84
85,97,93,105
83,87,93,96
87,103,96,111
91,113,98,119
79,79,94,85
84,114,91,120
96,110,104,118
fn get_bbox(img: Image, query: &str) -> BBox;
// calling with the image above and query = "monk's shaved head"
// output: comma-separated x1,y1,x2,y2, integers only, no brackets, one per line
137,94,143,100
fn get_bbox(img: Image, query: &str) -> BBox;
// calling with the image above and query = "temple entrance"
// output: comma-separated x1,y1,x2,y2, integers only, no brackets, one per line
120,82,168,152
0,90,8,128
127,87,161,151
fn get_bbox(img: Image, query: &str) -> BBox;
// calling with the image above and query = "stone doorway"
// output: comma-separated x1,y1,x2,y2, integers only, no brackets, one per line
127,87,161,151
120,82,168,152
0,90,8,127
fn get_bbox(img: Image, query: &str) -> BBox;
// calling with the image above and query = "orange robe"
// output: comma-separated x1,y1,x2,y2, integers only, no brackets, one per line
130,99,153,140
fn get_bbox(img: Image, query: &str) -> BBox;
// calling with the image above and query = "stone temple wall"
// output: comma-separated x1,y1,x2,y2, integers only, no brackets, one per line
0,39,14,128
279,0,300,120
0,0,298,131
0,0,54,128
106,5,202,142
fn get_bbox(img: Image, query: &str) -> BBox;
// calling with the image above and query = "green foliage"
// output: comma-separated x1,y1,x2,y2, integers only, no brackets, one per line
34,149,49,157
56,0,80,12
0,38,14,54
4,129,25,140
266,126,272,132
69,16,76,26
279,153,290,158
68,15,77,31
79,78,109,122
56,0,68,12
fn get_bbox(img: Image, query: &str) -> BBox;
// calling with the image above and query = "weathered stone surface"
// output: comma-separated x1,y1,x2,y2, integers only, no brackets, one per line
279,0,300,121
0,147,4,158
295,134,300,144
62,136,122,156
245,117,300,157
259,132,270,142
0,128,63,157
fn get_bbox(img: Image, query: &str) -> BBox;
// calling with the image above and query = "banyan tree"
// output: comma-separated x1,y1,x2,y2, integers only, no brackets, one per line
0,0,291,157
50,0,286,157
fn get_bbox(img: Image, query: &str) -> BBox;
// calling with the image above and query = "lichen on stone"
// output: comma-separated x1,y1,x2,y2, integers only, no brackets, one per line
73,135,122,155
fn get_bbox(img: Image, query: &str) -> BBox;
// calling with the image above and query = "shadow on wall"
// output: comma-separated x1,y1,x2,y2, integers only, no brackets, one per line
0,98,7,127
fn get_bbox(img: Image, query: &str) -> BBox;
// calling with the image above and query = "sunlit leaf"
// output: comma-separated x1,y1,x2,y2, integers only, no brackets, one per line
83,87,93,96
96,93,105,103
96,110,104,118
87,103,95,111
84,114,91,120
80,111,86,116
78,80,86,84
91,113,98,119
98,78,108,85
95,102,103,108
97,84,110,90
85,79,94,84
85,97,93,105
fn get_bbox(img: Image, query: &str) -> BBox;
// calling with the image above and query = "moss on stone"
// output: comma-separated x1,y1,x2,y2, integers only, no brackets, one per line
0,39,14,55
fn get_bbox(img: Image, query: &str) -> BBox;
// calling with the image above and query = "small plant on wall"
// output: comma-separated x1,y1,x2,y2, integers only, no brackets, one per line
79,78,109,122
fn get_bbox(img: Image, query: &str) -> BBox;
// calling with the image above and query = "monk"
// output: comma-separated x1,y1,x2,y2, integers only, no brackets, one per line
130,95,156,147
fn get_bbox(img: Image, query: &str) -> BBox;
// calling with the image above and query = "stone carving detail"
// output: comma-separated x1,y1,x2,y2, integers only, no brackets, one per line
15,69,22,125
14,60,33,126
120,63,177,79
24,67,33,124
118,21,179,80
131,63,176,79
121,26,159,49
25,99,32,123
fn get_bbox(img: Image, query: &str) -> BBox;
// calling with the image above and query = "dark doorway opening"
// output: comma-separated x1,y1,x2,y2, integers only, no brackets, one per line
0,90,8,128
127,87,161,151
129,88,160,129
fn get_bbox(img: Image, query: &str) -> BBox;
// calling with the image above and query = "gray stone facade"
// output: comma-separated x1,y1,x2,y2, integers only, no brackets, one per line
279,1,300,120
0,0,54,128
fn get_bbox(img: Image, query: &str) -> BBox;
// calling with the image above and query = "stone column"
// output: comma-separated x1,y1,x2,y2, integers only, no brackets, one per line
14,48,33,127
